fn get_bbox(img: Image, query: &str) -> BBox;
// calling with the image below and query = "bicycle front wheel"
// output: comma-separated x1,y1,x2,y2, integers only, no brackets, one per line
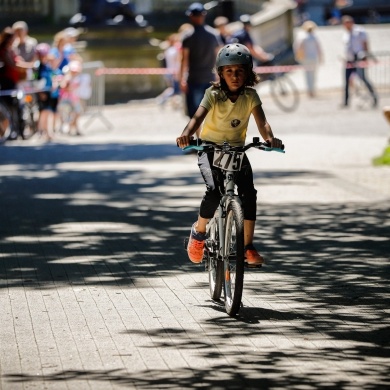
223,199,245,316
0,103,12,144
270,74,299,112
207,214,223,301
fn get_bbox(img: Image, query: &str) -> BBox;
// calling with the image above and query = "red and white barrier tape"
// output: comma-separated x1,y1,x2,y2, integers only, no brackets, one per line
94,64,301,76
94,60,378,76
95,68,171,76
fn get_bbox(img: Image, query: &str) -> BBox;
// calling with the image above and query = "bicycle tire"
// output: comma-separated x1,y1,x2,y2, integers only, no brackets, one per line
270,74,299,113
207,214,223,301
21,102,39,140
353,77,372,110
223,199,245,316
9,103,22,140
0,103,12,144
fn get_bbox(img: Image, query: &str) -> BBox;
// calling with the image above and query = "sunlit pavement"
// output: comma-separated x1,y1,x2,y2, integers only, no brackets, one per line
1,25,390,389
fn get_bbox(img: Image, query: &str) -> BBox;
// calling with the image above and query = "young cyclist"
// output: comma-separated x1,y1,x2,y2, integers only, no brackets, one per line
176,43,283,266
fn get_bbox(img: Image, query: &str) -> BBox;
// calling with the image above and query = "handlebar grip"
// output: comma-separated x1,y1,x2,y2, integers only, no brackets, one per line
177,138,202,147
253,137,284,150
264,140,285,151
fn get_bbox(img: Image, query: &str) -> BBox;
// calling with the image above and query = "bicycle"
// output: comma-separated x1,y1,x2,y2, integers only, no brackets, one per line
267,70,300,113
0,83,40,142
350,72,376,110
255,56,300,113
182,137,285,316
0,95,12,144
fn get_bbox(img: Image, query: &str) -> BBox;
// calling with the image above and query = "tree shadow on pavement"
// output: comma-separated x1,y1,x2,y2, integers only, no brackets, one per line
1,142,389,389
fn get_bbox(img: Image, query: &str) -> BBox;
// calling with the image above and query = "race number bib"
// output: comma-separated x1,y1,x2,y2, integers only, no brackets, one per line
213,150,244,171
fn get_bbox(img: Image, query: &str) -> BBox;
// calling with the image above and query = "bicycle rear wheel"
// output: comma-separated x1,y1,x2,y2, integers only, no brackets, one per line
0,103,12,144
223,199,245,316
207,214,223,301
21,101,39,140
270,74,299,112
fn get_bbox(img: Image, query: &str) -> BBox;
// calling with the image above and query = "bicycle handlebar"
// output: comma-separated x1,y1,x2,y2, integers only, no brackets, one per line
181,137,285,154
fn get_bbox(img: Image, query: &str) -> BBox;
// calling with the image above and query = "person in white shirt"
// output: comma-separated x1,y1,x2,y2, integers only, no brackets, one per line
157,33,181,108
341,15,377,108
294,20,323,98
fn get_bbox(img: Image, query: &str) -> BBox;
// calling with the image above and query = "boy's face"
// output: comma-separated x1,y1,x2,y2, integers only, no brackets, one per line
221,65,246,92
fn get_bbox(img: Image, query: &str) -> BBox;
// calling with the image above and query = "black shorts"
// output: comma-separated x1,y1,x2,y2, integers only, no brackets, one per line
37,92,58,113
197,151,257,220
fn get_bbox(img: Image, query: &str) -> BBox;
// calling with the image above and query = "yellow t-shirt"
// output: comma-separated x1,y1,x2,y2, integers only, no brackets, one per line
199,86,262,146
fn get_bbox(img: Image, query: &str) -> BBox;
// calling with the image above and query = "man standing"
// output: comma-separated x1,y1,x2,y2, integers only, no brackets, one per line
341,15,377,108
180,2,222,118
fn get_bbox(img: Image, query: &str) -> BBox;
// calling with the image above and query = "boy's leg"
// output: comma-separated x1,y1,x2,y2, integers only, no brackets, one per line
244,219,255,246
187,152,222,263
195,216,208,234
243,219,265,265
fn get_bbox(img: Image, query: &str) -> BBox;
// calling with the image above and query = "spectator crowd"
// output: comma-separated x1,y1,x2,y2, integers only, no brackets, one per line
1,2,381,143
0,21,89,141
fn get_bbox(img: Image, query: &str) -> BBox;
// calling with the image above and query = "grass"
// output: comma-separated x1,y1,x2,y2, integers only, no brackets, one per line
373,144,390,165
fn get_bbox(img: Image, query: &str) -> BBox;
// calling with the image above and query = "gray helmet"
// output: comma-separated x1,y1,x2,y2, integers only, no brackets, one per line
216,43,253,68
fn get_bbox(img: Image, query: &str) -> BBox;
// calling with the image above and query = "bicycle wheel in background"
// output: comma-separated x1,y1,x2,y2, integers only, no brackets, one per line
21,96,39,139
207,214,223,301
0,103,12,144
270,74,300,112
223,199,245,316
352,76,373,110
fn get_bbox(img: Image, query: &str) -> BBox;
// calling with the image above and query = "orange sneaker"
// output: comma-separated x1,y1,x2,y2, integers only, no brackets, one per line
244,244,265,266
187,223,206,263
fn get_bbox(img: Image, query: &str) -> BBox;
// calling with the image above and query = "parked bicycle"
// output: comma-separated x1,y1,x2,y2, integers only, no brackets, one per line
0,82,40,143
349,72,377,110
265,70,299,113
182,137,285,316
255,54,300,113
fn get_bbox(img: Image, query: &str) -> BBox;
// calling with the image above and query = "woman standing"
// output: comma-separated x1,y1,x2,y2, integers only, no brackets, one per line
294,20,323,98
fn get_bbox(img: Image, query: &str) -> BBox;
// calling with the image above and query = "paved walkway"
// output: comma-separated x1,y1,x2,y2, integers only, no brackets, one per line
1,23,390,390
1,87,389,389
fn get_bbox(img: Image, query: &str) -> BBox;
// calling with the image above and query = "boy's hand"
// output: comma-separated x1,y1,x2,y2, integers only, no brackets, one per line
176,135,192,148
267,137,283,149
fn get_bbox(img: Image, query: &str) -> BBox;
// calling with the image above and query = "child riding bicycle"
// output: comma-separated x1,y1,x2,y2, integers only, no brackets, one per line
176,43,283,266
